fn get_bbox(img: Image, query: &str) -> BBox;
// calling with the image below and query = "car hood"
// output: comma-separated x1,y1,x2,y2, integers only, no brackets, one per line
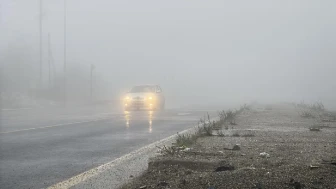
126,93,154,98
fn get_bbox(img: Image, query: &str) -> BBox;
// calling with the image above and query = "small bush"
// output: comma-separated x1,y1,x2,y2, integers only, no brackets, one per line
216,129,225,137
299,110,315,118
157,145,177,155
230,120,237,125
198,114,214,136
296,101,325,112
310,102,324,112
176,133,197,147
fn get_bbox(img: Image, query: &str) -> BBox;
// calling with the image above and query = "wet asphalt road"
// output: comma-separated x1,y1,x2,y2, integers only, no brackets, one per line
0,105,216,189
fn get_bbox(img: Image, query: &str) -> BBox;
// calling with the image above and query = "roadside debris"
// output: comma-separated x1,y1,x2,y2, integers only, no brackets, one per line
232,144,241,151
309,165,319,169
259,152,270,158
289,178,304,189
309,127,321,131
157,181,168,187
223,144,241,151
214,165,235,172
182,147,191,152
254,182,263,189
139,185,147,189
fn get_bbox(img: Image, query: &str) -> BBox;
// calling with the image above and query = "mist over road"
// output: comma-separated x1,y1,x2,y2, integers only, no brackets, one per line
0,105,216,189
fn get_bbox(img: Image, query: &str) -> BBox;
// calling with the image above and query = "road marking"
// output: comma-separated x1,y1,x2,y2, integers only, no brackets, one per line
177,112,191,116
0,118,110,134
47,125,198,189
1,108,33,111
47,117,219,189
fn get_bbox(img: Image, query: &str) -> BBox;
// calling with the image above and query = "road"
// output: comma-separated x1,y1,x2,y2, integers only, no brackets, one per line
0,105,216,189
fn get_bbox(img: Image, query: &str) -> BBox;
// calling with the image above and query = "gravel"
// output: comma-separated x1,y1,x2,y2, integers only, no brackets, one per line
121,104,336,189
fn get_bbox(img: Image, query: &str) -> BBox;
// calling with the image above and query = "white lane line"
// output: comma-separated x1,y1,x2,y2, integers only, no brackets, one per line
1,108,33,111
0,118,110,134
177,113,191,116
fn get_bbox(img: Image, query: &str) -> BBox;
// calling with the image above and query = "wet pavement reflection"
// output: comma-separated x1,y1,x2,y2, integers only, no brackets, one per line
124,110,154,133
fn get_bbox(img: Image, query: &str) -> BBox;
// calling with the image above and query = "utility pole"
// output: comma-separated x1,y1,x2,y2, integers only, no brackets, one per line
64,0,67,104
90,64,95,102
48,33,51,87
39,0,43,87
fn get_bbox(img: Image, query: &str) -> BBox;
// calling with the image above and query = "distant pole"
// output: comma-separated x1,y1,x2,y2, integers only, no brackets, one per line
90,67,92,101
90,64,95,102
63,0,67,104
48,33,51,87
39,0,43,87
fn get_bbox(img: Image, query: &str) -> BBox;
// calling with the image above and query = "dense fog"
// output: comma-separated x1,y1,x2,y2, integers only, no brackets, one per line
1,0,335,109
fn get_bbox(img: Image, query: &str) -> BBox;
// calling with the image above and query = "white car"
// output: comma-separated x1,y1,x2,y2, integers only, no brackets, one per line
123,85,165,111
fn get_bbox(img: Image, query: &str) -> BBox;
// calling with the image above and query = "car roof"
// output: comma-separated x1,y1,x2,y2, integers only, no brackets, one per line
133,84,158,87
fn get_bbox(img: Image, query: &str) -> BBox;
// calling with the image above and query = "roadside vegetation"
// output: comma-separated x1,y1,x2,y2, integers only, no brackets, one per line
294,101,336,133
123,104,336,189
158,104,252,155
124,103,336,189
295,101,326,119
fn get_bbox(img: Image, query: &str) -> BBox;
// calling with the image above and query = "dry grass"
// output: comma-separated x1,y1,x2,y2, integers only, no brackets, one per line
159,104,249,155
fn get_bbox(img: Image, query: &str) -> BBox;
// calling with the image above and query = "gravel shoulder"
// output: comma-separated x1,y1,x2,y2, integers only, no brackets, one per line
121,104,336,189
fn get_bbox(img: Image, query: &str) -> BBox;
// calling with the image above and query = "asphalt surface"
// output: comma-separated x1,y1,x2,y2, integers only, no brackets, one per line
0,105,216,189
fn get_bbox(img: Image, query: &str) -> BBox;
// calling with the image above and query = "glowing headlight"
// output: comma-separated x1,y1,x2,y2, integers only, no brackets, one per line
148,96,153,100
124,96,130,100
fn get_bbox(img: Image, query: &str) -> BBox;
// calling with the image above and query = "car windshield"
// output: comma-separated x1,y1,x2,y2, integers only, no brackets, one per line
129,86,155,93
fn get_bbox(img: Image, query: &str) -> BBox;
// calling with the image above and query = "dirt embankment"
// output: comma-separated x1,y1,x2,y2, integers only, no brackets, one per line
122,104,336,189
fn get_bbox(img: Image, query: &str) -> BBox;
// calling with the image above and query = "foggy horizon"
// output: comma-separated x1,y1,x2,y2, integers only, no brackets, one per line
1,0,336,109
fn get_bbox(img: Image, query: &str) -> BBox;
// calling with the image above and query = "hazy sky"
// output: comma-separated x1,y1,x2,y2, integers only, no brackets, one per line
1,0,336,108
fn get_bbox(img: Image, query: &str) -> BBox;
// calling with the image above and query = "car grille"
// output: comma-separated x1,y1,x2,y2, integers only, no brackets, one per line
133,96,144,100
133,102,144,106
132,96,145,106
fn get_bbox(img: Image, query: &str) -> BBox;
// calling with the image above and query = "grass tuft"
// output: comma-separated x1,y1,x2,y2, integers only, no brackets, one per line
299,110,315,118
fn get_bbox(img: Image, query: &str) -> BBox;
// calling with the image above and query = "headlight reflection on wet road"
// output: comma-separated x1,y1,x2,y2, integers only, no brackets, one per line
148,111,153,133
124,110,154,133
124,111,130,128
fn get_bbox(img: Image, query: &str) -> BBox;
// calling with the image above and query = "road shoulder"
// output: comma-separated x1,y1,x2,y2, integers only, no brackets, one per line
121,104,336,189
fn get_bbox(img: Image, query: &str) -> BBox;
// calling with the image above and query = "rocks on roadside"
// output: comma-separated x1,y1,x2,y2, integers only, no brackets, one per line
309,127,321,131
214,165,235,172
309,165,319,169
232,144,241,151
289,178,304,189
223,144,241,151
182,148,191,152
180,179,187,185
157,181,168,187
259,152,270,158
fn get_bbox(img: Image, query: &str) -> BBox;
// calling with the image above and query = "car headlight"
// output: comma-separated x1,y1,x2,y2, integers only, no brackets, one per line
148,96,153,100
124,96,130,100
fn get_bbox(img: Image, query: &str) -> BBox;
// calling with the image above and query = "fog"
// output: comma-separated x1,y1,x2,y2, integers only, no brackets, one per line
1,0,336,109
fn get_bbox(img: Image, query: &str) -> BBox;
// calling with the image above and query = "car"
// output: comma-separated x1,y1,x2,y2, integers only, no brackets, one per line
123,85,165,111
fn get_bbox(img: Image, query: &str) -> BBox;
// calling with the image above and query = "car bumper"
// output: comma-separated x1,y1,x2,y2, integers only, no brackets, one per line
124,100,155,110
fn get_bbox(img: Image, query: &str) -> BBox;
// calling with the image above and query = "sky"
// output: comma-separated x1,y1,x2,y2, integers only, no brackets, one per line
1,0,336,108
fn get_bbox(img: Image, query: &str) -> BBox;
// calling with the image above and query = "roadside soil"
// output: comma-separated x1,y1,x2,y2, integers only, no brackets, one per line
121,104,336,189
